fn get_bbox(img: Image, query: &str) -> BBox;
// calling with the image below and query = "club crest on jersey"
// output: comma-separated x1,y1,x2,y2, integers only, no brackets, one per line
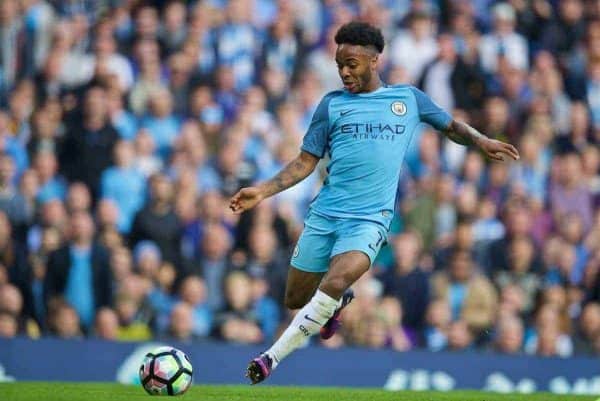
391,101,407,116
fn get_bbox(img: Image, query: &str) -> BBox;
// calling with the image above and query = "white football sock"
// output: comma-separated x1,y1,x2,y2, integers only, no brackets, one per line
265,290,339,369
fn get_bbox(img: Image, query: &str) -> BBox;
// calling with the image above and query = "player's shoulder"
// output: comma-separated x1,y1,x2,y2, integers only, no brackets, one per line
315,89,345,111
386,83,421,95
321,89,345,102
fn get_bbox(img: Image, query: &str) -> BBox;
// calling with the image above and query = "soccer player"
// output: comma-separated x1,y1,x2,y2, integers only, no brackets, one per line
229,21,519,384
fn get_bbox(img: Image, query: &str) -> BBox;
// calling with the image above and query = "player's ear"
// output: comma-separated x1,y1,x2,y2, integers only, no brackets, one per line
370,54,379,69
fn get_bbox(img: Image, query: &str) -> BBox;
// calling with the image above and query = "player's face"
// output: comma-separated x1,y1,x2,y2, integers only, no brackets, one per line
335,44,378,93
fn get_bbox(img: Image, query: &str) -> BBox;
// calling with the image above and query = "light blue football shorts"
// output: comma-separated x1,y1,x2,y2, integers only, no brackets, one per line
290,210,388,273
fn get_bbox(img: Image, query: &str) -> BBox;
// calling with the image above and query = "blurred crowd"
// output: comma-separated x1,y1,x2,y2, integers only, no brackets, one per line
1,0,600,359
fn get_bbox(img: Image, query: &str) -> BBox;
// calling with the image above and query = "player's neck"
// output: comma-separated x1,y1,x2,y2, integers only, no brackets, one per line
362,76,384,93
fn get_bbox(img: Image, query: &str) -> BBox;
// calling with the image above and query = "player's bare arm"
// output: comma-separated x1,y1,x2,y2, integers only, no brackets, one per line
442,120,520,162
229,151,319,214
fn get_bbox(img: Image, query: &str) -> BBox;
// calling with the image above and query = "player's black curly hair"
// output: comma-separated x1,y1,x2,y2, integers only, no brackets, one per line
334,21,385,53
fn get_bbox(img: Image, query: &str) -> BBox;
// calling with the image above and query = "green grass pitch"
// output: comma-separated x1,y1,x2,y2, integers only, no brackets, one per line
0,383,598,401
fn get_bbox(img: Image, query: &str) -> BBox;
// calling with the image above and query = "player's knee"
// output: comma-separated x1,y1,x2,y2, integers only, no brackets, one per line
320,275,350,299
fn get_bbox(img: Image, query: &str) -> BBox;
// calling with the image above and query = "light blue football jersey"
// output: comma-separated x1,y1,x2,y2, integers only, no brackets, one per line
301,84,452,229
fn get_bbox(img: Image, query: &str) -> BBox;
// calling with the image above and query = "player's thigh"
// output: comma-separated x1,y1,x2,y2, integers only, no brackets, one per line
319,251,371,299
284,266,325,310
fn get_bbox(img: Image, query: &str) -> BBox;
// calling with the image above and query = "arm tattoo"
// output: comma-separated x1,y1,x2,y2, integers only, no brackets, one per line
260,155,315,198
442,120,488,147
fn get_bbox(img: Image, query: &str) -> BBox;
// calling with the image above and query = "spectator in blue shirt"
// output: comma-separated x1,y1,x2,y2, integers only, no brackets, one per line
107,88,138,141
215,1,261,91
45,211,112,330
509,134,547,200
140,87,181,160
424,299,451,351
101,140,146,234
0,128,28,175
32,150,66,204
178,275,213,338
249,274,280,342
0,152,28,228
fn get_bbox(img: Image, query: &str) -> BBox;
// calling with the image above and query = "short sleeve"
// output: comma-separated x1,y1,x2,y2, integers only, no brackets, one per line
301,91,339,158
409,87,453,130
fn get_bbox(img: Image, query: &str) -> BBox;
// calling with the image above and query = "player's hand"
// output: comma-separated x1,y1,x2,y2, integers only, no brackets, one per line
477,137,520,162
229,187,265,214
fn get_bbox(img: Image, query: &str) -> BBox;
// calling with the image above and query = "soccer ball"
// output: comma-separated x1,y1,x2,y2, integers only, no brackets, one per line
139,346,193,396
